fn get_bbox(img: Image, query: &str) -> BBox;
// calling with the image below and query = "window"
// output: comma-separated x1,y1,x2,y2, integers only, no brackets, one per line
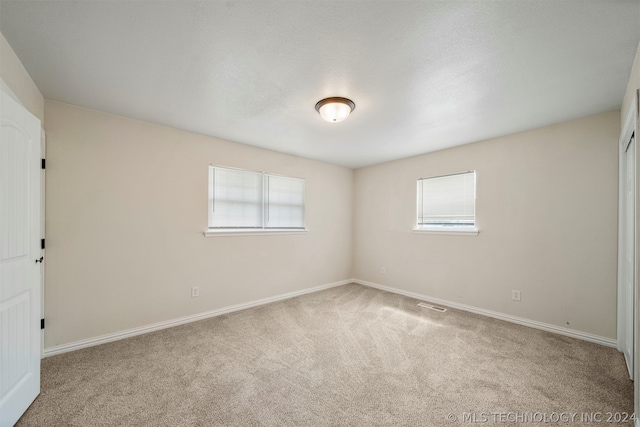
415,171,477,234
207,165,306,234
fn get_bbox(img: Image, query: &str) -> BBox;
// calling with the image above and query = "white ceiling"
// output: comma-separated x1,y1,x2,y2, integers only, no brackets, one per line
1,1,639,168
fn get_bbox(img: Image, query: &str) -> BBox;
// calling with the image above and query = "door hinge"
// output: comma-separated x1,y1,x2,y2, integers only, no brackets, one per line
41,238,45,249
41,318,45,330
41,158,46,169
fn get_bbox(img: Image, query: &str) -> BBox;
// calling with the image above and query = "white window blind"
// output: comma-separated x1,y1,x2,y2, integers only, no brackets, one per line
208,166,305,230
417,171,475,227
266,175,305,228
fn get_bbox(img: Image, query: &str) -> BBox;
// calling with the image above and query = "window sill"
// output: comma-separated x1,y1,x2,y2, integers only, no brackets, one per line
413,227,479,236
204,229,309,237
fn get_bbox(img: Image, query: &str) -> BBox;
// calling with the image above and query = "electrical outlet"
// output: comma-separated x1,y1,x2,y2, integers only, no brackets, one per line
512,290,521,301
191,287,200,298
381,267,386,274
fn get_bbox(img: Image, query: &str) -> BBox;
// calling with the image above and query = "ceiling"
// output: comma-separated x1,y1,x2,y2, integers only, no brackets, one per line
1,1,639,169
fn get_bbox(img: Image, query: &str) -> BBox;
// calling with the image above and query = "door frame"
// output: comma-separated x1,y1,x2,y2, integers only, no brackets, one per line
618,91,638,427
634,90,640,427
618,97,637,379
40,128,45,356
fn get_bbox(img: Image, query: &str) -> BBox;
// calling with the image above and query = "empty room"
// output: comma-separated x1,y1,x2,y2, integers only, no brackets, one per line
1,1,640,426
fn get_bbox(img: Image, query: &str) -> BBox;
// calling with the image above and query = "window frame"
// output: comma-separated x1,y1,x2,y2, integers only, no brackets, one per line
204,165,308,237
413,170,478,236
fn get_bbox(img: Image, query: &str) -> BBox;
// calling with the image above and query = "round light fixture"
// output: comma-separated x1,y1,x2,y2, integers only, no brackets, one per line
315,97,355,123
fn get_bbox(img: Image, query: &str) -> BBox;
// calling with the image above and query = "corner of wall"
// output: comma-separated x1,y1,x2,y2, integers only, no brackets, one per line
622,39,640,126
349,167,358,279
0,31,44,121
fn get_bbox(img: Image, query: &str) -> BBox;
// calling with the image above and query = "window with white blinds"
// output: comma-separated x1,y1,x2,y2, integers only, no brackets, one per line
416,171,476,229
208,166,305,231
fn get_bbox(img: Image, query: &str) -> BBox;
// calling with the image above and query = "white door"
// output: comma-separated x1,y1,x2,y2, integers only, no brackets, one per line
0,87,42,426
621,133,636,378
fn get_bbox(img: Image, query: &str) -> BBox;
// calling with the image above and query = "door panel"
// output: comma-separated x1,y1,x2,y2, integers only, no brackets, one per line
0,87,41,427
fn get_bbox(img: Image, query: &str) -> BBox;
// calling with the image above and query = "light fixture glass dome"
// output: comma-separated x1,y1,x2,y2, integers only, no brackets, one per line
315,97,355,123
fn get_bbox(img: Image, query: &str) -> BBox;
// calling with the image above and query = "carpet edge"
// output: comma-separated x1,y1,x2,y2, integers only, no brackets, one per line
354,279,618,348
42,279,352,358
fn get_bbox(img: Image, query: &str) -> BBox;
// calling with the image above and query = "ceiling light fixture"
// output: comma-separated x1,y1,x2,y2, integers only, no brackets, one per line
315,97,355,123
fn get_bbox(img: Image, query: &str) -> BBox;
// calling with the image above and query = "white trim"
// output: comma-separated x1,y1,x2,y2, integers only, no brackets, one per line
353,279,617,348
40,129,46,358
204,228,308,237
621,95,638,150
617,91,638,370
618,123,625,354
42,277,618,358
413,227,478,236
42,279,350,357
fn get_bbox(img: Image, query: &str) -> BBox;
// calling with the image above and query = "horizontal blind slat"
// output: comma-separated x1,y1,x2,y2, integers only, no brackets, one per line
209,167,263,228
208,166,305,230
418,171,475,225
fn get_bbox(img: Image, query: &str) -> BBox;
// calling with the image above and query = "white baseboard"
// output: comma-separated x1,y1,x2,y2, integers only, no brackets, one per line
43,279,352,358
43,278,617,357
353,279,617,348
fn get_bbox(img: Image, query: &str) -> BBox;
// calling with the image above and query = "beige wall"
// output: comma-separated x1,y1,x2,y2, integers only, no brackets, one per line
43,101,354,347
0,32,44,121
353,111,620,339
3,28,629,348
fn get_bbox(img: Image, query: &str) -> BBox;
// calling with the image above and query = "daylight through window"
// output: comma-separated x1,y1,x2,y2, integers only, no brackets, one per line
416,171,476,229
208,166,305,231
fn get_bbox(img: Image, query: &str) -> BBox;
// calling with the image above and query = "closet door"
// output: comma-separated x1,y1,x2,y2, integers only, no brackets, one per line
620,133,636,378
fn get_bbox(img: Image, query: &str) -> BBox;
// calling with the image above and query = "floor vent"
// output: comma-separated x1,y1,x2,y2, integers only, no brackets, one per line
418,302,447,312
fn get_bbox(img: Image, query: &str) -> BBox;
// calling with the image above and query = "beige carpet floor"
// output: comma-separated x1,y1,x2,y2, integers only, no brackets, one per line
17,283,633,426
